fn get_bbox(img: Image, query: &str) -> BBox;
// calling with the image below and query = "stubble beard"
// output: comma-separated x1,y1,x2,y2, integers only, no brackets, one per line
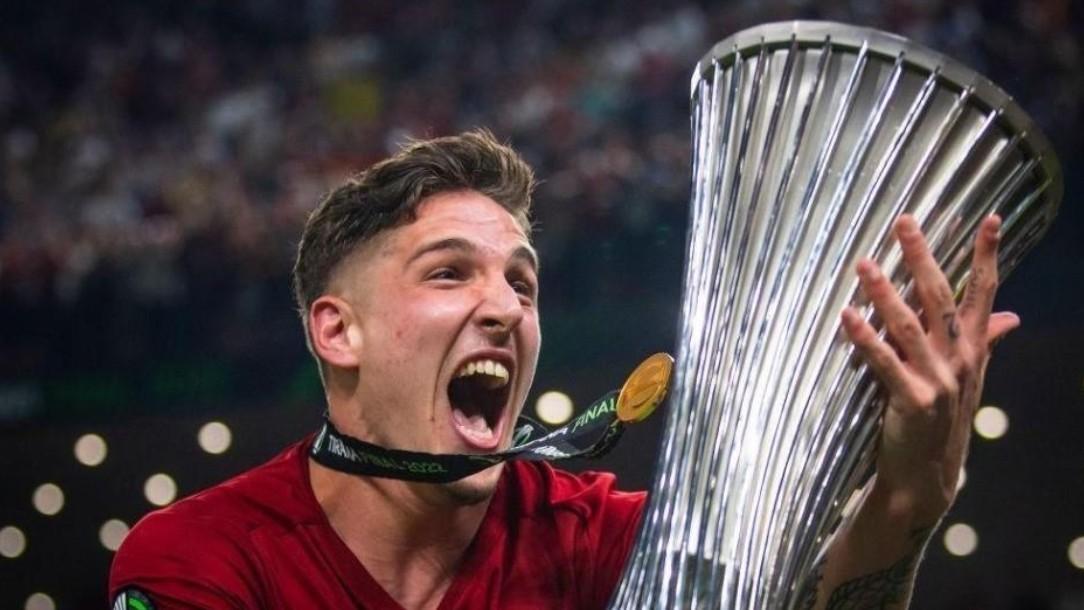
437,463,504,506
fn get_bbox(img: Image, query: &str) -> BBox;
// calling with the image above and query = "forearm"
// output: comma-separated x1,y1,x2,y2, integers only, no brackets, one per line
800,477,939,610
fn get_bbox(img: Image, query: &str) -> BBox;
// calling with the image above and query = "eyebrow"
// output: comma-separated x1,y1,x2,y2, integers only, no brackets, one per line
407,237,540,272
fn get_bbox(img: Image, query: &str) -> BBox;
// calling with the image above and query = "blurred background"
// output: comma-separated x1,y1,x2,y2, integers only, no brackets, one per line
0,0,1081,608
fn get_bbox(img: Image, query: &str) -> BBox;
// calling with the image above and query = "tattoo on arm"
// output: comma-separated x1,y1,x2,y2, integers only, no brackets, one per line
798,556,827,610
825,526,933,610
798,526,935,610
823,551,918,609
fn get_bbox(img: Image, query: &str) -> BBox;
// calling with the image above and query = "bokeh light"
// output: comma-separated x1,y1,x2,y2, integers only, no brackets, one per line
144,473,178,507
1068,537,1084,570
99,519,130,552
31,484,64,516
974,405,1009,440
24,593,55,610
0,526,26,559
73,433,108,467
198,421,232,455
535,391,574,425
944,523,979,556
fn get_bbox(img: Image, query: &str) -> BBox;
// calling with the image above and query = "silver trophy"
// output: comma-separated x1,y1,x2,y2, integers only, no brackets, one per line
609,21,1062,609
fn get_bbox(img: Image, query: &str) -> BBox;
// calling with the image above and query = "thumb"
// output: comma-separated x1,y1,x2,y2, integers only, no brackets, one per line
986,311,1020,347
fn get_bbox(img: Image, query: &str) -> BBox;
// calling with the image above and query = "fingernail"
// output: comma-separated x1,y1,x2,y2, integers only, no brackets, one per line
840,308,859,329
897,215,918,235
861,263,882,281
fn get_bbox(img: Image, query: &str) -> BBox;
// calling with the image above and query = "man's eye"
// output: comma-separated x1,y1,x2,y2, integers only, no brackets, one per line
511,280,536,298
428,268,461,281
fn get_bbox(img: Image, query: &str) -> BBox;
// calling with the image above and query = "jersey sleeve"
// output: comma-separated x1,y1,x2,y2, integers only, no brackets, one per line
109,509,265,610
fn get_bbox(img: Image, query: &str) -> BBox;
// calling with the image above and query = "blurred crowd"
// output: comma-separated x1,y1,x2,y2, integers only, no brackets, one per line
0,0,1079,416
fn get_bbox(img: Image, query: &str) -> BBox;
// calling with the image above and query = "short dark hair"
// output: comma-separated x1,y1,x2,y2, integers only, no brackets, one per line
292,129,536,356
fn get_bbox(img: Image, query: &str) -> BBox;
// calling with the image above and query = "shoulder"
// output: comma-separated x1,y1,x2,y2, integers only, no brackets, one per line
109,439,317,607
124,438,316,539
502,461,646,523
499,462,646,609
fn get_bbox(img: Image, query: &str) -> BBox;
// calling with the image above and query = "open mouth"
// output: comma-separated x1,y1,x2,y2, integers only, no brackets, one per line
447,358,513,450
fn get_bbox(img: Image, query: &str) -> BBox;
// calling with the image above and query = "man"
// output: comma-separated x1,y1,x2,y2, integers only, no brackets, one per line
110,130,1017,609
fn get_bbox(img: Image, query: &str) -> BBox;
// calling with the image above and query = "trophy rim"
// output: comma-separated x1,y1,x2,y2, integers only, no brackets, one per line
692,20,1063,210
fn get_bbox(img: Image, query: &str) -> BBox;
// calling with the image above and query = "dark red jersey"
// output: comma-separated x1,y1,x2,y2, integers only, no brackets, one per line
109,438,645,609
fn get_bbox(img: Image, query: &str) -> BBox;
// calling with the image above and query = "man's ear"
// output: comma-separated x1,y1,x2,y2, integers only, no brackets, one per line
309,295,363,369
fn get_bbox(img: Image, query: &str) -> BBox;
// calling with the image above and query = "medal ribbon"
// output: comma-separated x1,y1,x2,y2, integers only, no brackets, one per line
310,390,624,483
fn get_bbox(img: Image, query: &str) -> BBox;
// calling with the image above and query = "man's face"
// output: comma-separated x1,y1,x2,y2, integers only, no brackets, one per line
332,190,540,503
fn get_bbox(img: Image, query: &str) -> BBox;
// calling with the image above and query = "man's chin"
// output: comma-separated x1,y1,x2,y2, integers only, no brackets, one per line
439,463,504,505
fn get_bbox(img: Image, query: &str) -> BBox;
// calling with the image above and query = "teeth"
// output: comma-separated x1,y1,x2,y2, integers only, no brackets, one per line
455,359,510,387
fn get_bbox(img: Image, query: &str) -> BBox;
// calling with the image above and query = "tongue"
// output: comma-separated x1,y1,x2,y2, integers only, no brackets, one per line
452,407,497,444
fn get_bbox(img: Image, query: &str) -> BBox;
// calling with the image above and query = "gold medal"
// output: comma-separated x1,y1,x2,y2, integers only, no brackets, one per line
617,352,674,423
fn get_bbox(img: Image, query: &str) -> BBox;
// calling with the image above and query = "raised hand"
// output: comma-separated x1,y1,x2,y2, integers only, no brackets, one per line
800,215,1020,610
840,214,1019,525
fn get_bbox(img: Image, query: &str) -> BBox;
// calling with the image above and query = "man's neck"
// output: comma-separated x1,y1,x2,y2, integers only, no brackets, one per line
309,457,491,610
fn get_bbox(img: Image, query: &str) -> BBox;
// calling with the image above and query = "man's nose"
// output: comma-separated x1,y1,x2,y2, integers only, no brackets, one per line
476,276,524,337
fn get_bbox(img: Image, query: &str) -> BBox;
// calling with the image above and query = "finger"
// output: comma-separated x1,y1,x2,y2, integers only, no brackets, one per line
895,215,958,347
856,258,938,376
986,311,1020,348
841,307,918,400
960,215,1002,342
